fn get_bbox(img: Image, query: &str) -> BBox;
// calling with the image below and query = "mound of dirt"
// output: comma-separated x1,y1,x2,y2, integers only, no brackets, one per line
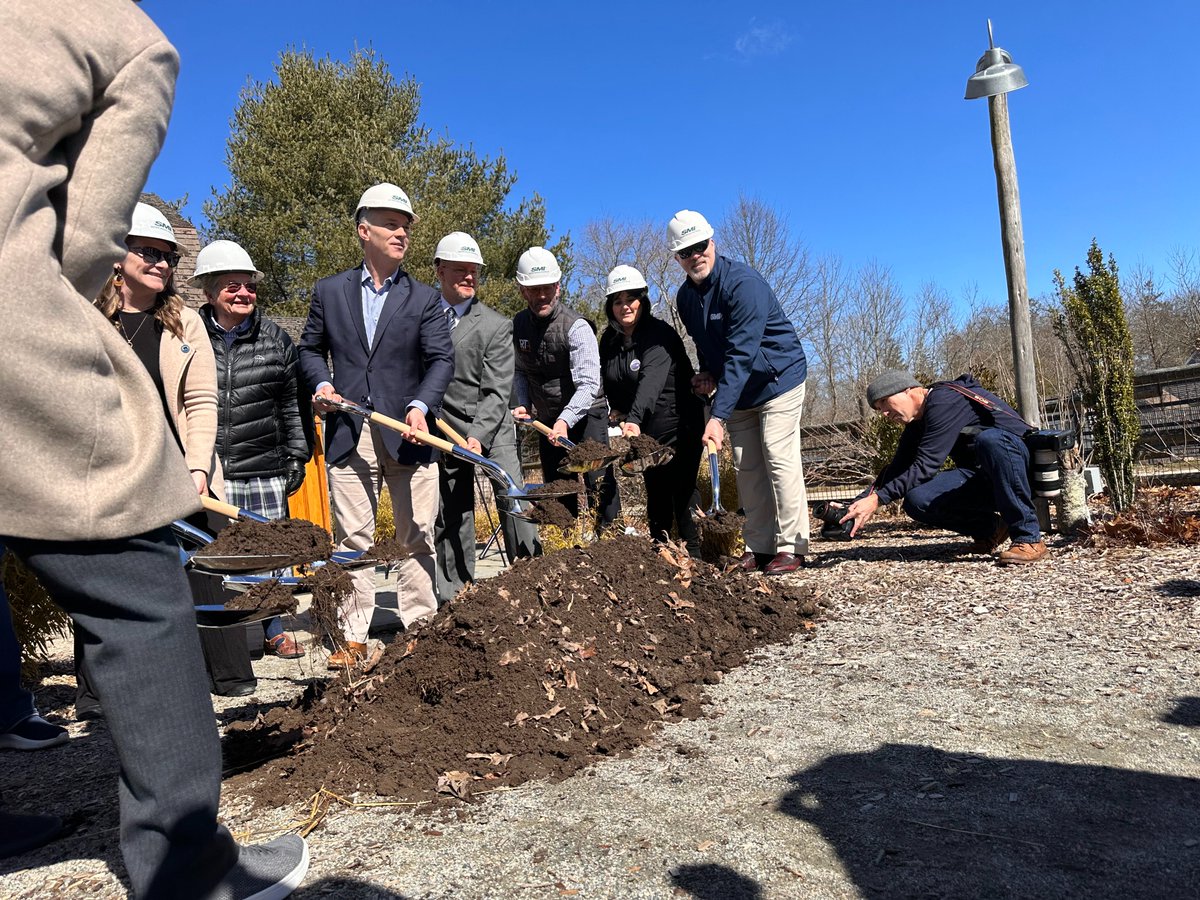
524,498,575,530
563,438,619,468
201,518,333,567
224,536,821,807
223,579,298,615
525,479,579,497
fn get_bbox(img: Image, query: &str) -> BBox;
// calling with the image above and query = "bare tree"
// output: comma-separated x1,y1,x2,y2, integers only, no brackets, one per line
1123,261,1191,370
717,194,818,337
845,260,906,420
806,253,851,422
903,280,956,381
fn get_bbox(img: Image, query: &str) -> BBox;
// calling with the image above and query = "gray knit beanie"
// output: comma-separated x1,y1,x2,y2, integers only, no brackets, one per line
866,370,921,409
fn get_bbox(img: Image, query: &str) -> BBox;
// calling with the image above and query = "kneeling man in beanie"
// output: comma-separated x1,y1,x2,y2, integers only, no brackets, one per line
839,371,1047,564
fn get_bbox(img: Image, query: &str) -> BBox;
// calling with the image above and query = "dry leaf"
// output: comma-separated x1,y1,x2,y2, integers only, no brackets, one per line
533,703,566,721
436,770,473,799
509,711,530,727
696,840,715,852
564,669,579,689
498,649,521,666
466,752,514,767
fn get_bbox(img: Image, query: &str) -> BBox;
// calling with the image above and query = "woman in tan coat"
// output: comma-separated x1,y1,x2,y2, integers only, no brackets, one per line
93,202,224,498
77,201,236,716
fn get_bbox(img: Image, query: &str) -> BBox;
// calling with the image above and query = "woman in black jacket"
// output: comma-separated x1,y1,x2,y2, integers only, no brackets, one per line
193,241,312,659
599,265,704,557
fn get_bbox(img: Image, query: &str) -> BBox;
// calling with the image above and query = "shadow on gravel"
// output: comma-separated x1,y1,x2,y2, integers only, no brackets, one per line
1162,696,1200,727
812,541,966,565
778,743,1200,899
295,876,410,898
1155,578,1200,597
669,862,762,899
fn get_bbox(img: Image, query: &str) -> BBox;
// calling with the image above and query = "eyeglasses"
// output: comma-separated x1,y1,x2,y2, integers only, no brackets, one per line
220,280,258,294
128,245,181,267
675,239,710,260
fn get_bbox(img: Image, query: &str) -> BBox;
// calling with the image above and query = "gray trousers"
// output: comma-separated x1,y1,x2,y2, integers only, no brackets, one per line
4,528,237,899
436,426,540,601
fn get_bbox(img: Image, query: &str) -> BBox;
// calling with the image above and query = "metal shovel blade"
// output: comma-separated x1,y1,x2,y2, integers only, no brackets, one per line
188,553,298,575
619,445,675,475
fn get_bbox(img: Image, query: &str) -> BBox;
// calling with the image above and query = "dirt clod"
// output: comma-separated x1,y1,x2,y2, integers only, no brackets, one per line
201,518,333,567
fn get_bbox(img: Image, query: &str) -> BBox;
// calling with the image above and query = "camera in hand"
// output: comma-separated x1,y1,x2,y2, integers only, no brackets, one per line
813,501,854,541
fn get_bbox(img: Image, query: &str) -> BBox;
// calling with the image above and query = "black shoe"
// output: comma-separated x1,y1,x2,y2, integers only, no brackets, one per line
75,705,103,723
0,811,65,859
0,714,69,751
216,683,257,698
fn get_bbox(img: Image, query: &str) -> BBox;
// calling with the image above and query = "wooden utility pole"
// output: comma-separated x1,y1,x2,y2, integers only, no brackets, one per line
987,92,1040,427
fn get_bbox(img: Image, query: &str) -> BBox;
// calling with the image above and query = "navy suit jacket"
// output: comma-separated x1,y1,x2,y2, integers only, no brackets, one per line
298,264,455,466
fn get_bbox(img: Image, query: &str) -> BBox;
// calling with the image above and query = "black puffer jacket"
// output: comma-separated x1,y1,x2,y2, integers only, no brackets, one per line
201,306,312,480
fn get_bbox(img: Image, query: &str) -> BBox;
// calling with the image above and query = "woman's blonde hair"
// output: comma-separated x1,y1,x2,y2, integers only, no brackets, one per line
95,254,185,341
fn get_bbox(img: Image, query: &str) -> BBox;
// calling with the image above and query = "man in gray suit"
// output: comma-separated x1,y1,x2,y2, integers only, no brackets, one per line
0,1,306,895
433,232,540,600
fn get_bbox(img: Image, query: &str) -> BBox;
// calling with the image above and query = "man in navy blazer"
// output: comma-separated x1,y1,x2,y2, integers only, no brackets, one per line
299,183,454,664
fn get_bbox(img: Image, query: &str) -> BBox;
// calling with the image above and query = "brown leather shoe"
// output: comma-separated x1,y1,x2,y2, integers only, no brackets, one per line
967,519,1009,554
997,541,1047,565
327,641,367,667
264,634,306,659
738,551,773,572
763,552,804,575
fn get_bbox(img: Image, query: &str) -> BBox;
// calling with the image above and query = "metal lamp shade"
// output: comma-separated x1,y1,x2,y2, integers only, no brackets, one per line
965,47,1028,99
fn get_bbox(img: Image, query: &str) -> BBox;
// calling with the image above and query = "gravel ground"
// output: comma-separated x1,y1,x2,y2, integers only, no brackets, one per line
3,521,1198,899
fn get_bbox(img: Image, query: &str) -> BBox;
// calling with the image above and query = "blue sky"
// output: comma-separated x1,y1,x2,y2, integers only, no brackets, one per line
143,0,1199,310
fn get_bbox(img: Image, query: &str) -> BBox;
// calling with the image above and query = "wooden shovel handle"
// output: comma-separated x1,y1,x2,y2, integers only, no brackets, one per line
200,496,246,520
434,417,469,448
366,410,457,453
523,418,556,439
706,439,718,458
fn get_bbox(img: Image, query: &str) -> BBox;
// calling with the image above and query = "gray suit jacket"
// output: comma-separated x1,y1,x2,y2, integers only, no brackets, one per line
439,299,516,450
0,0,197,540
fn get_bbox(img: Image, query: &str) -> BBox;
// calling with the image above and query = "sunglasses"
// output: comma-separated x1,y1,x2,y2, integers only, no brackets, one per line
676,239,710,260
128,245,181,267
220,280,258,294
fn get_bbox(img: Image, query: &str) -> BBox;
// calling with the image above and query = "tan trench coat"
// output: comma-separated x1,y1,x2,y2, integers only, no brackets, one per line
0,0,198,540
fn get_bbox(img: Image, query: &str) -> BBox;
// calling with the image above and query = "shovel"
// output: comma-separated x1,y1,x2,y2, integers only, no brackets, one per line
179,498,370,574
515,417,623,474
324,397,572,501
617,428,676,475
705,439,724,516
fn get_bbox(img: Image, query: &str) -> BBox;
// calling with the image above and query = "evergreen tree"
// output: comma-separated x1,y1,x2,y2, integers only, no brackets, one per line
205,49,566,316
1053,240,1140,510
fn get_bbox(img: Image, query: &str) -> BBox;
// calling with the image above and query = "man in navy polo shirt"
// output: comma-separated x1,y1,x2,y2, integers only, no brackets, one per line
669,210,811,574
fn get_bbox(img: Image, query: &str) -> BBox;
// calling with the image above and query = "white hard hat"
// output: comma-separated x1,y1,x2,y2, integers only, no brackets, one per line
188,240,264,283
128,201,177,248
434,232,485,266
667,209,714,253
355,182,419,223
515,247,562,286
605,265,648,296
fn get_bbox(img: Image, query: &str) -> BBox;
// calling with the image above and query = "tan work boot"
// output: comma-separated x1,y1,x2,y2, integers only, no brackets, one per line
327,641,367,668
967,519,1009,554
997,541,1047,565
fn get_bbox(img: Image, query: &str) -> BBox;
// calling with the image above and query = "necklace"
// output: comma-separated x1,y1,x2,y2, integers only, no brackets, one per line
117,310,151,346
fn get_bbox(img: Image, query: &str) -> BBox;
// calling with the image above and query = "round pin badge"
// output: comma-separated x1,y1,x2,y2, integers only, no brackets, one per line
630,359,641,372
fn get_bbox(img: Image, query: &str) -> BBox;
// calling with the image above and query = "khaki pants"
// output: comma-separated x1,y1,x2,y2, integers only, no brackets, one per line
327,425,439,641
728,380,810,556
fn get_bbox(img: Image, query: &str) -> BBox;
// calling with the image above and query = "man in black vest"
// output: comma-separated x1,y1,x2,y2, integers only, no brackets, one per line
510,247,620,529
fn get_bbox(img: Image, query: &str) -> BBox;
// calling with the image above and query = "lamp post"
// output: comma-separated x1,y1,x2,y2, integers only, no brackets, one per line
965,20,1040,427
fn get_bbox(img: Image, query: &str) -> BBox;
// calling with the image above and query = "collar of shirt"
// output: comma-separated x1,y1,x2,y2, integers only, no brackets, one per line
361,264,401,293
440,296,473,320
212,314,253,346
